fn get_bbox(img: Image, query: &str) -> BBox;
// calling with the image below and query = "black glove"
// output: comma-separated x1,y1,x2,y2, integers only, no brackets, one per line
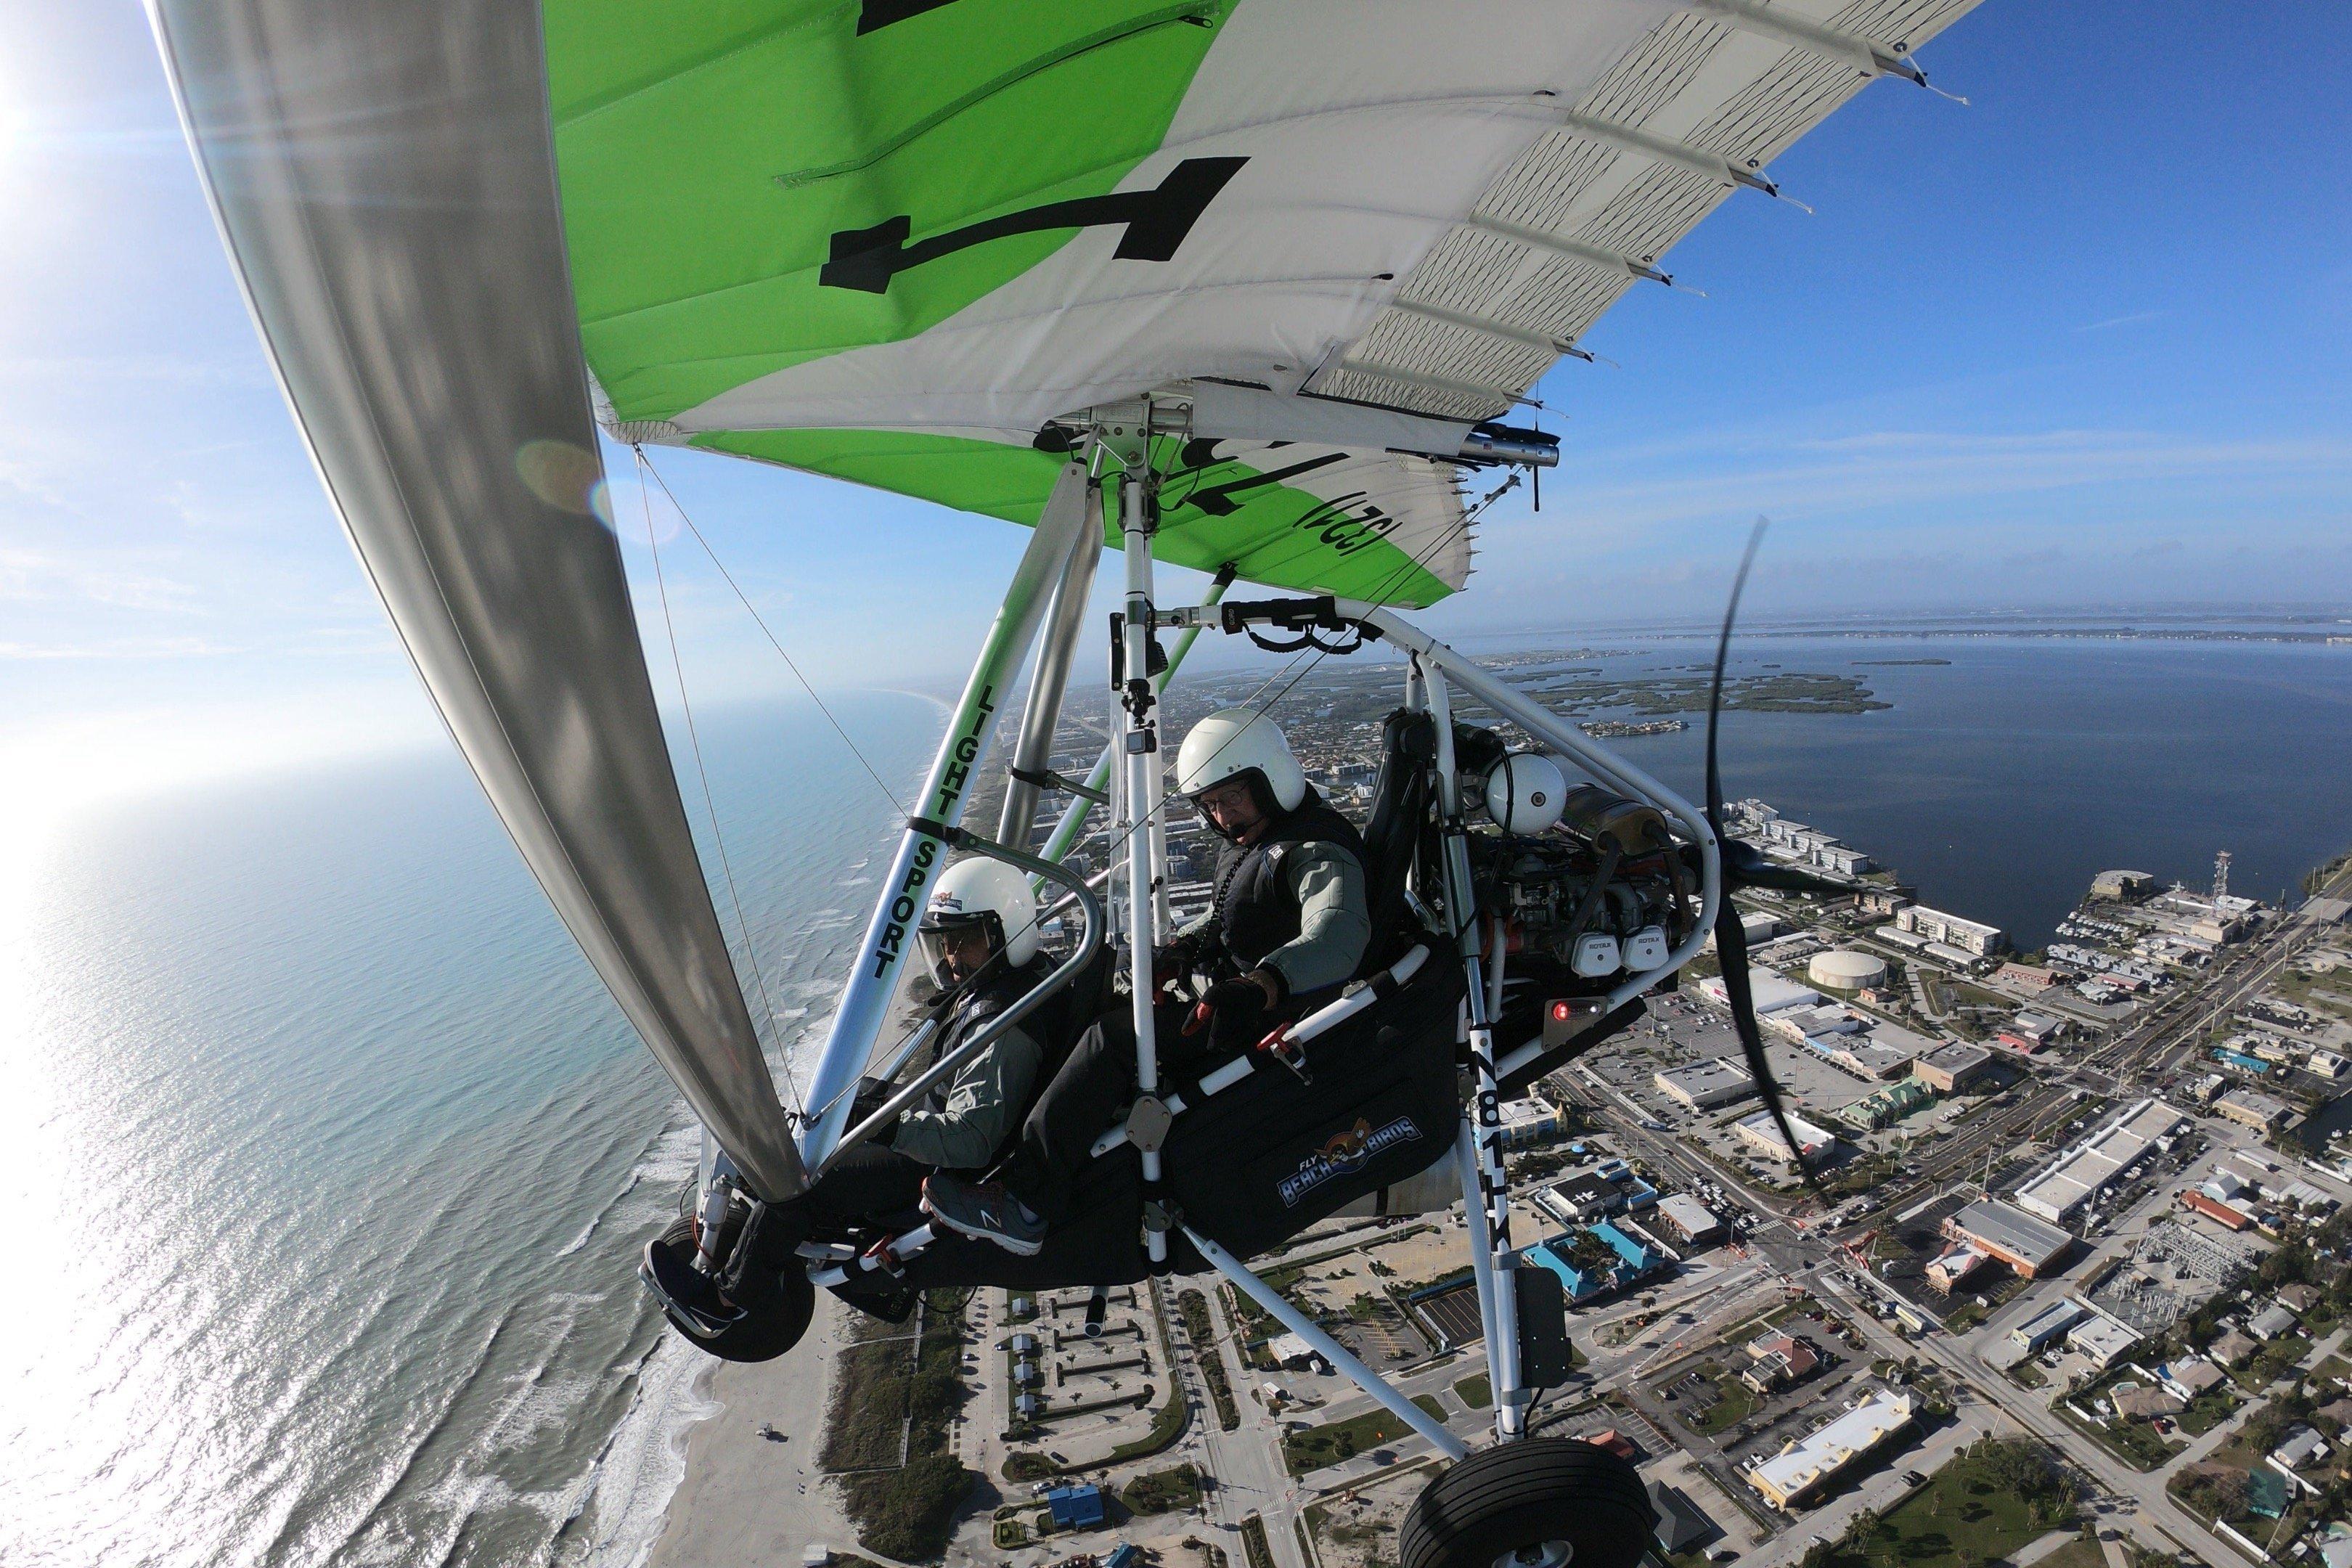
1201,974,1272,1053
1153,934,1207,988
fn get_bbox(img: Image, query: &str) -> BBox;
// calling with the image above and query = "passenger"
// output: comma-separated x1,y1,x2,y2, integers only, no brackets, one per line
772,857,1050,1240
921,706,1371,1254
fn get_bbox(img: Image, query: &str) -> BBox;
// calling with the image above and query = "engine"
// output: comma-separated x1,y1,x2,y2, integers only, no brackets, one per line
1468,783,1694,991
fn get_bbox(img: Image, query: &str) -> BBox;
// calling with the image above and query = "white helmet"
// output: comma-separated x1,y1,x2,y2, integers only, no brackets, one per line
1485,752,1568,836
918,856,1040,979
1175,706,1306,816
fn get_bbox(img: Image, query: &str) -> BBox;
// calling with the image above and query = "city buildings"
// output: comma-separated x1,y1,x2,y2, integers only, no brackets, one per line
2215,1090,2291,1133
1654,1193,1725,1247
1892,904,2007,957
1736,1109,1839,1167
2091,870,2158,902
1696,970,1821,1016
1747,1391,1916,1510
1837,1077,1934,1130
1914,1040,1996,1094
2013,1098,2192,1224
1808,950,1887,993
2010,1300,2084,1354
1944,1199,2075,1278
1654,1057,1759,1112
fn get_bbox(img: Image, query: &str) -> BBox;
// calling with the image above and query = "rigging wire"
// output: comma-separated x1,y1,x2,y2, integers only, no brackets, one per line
637,450,908,818
632,449,802,1116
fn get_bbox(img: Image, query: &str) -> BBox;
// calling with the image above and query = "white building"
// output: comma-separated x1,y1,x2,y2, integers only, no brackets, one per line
1698,970,1821,1016
1656,1057,1759,1112
1736,1109,1837,1167
1894,904,2006,957
1748,1392,1915,1509
2014,1098,2192,1224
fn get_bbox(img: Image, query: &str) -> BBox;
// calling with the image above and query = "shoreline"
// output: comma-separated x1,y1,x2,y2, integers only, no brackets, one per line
643,1290,852,1568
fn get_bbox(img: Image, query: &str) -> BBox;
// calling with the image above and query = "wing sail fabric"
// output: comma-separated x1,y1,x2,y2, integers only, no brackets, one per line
150,0,808,1201
549,0,1981,604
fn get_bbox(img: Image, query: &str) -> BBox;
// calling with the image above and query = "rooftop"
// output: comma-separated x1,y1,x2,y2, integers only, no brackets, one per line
1749,1392,1914,1506
1949,1199,2074,1267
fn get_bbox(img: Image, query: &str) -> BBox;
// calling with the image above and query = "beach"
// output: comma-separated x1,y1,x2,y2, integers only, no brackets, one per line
645,1294,854,1568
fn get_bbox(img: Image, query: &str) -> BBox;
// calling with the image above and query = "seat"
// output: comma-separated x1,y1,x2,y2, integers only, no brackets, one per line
1357,709,1438,968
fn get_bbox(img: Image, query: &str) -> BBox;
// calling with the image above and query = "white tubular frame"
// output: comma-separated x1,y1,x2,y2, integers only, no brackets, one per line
1419,655,1525,1437
1113,463,1170,1265
1035,567,1235,872
797,463,1093,1168
998,488,1104,846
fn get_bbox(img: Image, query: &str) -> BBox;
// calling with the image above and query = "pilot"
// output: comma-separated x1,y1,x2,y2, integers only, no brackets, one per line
920,706,1371,1255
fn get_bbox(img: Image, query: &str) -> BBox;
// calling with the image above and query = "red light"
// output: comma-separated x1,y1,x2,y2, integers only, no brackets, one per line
1551,1001,1573,1022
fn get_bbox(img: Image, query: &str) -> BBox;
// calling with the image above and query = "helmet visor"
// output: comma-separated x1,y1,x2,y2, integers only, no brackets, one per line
918,910,1003,984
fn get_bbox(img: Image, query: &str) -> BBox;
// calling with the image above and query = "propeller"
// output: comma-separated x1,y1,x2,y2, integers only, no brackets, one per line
1702,520,1848,1196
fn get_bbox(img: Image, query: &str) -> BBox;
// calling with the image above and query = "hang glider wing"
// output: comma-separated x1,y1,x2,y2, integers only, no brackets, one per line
550,0,1982,604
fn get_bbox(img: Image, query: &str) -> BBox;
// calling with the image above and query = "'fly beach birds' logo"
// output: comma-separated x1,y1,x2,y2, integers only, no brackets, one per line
1276,1114,1424,1207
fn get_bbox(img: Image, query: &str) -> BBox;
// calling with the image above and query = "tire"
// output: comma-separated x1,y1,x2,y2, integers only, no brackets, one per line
1400,1438,1656,1568
647,1215,814,1364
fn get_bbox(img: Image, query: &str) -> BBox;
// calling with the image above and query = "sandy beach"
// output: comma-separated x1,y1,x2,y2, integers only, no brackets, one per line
645,1292,854,1568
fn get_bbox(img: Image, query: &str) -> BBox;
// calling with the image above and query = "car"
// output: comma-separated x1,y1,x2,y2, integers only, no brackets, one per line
1903,1471,1927,1486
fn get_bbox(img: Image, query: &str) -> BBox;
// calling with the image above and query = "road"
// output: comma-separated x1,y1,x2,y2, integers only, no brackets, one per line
1167,1278,1309,1568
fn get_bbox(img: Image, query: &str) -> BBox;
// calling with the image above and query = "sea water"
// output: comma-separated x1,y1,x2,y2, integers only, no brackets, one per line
0,638,2345,1567
0,695,940,1568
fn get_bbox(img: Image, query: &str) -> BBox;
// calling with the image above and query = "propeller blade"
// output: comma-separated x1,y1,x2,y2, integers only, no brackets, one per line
1712,901,1824,1193
1704,518,1769,834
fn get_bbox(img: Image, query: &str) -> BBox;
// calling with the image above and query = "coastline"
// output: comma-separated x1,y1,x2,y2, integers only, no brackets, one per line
642,1289,852,1568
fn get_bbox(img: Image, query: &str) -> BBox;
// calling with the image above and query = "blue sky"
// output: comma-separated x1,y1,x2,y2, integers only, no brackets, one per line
3,2,2348,817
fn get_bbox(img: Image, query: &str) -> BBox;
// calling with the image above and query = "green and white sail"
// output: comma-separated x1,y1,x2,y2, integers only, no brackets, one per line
550,0,1980,604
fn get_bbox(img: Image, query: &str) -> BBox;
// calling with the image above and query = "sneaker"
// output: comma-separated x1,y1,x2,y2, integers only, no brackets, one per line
920,1175,1048,1257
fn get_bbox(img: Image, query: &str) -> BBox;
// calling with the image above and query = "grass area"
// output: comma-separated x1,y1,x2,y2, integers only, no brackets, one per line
1101,1289,1191,1468
836,1291,977,1561
1683,1363,1759,1437
1822,1439,2078,1568
2054,1400,2176,1473
1122,1462,1202,1516
1281,1395,1449,1474
1002,1450,1051,1483
1240,1514,1276,1568
1180,1289,1241,1432
2035,1537,2107,1568
2006,1360,2048,1389
1454,1373,1492,1409
820,1320,918,1473
2175,1390,2241,1437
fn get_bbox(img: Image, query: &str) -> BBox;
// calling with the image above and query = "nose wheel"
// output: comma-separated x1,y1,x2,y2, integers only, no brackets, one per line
1399,1437,1656,1568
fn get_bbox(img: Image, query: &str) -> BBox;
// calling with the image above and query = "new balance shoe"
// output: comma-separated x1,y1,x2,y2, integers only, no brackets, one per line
920,1175,1048,1257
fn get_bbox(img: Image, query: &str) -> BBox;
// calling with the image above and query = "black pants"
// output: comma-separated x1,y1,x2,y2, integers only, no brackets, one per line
799,1140,931,1233
1000,1004,1213,1226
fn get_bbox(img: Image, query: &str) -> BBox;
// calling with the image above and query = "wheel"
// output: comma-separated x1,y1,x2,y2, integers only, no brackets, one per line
1399,1437,1656,1568
644,1214,814,1364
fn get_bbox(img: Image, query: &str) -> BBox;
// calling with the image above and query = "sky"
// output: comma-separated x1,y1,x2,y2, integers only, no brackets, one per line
2,2,2348,825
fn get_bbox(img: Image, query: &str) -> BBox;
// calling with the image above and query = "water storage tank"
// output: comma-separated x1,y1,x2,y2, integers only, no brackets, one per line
1808,950,1887,992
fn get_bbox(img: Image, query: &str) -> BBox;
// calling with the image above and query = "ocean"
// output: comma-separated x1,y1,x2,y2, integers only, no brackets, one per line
0,694,942,1568
0,635,2343,1567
